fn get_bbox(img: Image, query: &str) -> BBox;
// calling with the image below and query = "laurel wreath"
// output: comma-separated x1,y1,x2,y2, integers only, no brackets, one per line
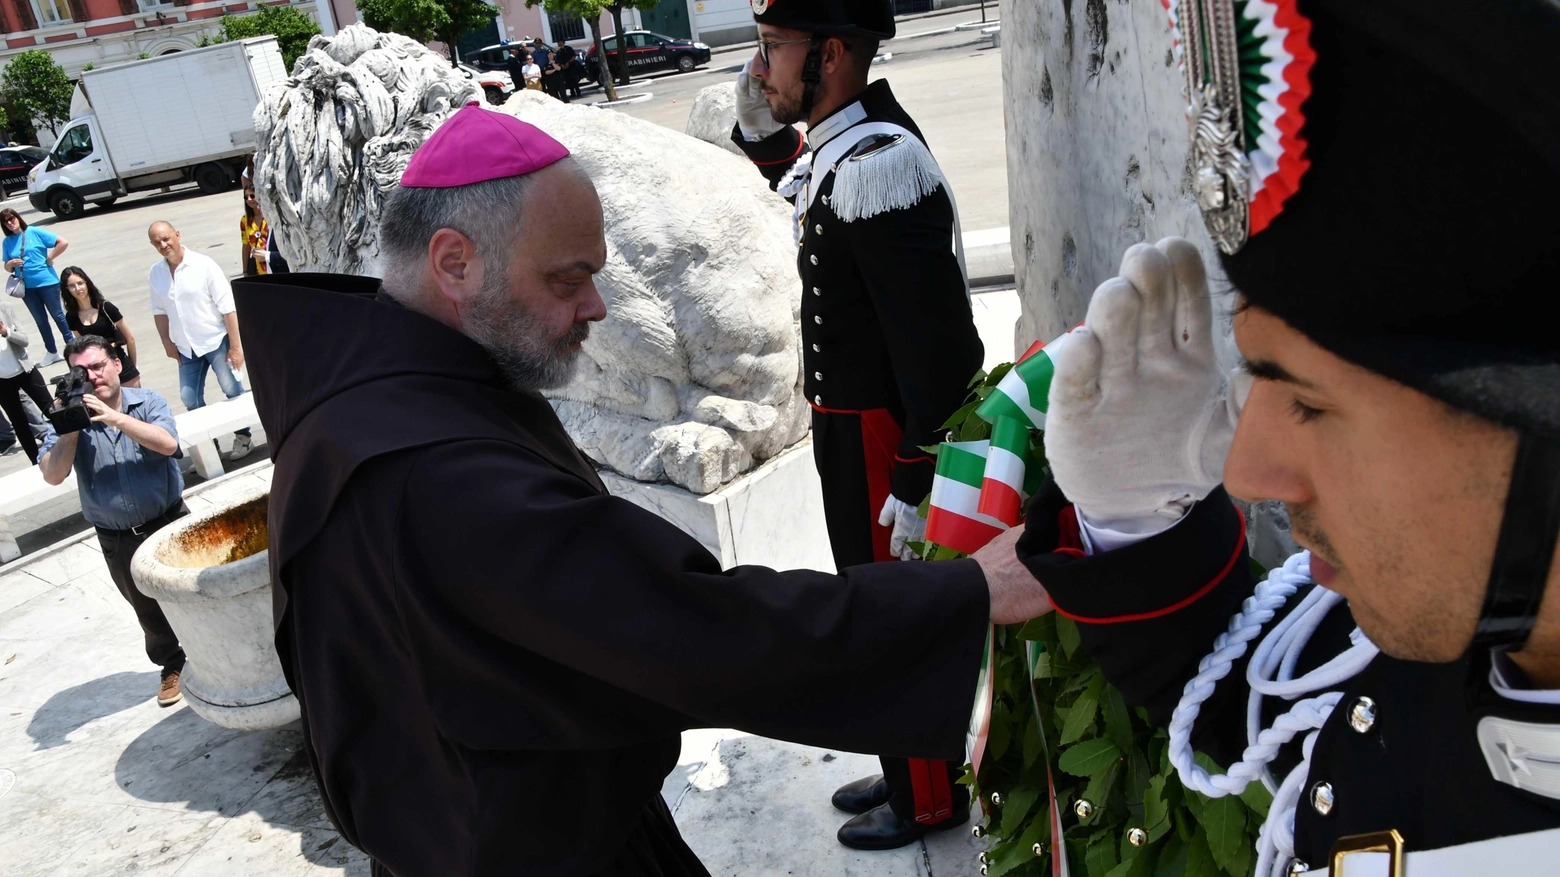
913,363,1270,877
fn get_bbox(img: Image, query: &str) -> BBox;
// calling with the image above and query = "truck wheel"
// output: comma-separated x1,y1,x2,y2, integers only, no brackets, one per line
484,86,506,105
195,163,232,194
677,54,696,73
48,189,82,220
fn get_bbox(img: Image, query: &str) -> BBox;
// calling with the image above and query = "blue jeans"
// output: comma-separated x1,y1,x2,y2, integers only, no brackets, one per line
177,335,245,411
23,283,73,355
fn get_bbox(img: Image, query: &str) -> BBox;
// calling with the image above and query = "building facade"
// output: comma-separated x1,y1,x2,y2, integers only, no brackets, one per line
1,0,328,76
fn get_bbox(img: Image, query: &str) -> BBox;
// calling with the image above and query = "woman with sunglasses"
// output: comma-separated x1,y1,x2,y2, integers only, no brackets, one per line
60,266,140,388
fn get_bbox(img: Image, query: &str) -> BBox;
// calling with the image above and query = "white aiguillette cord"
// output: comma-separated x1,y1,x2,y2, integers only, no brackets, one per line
1167,551,1380,877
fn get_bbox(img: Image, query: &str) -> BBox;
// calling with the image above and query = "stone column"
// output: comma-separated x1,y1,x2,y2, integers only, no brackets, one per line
1001,0,1294,566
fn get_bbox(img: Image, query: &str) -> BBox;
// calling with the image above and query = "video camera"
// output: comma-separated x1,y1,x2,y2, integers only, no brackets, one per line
47,365,93,434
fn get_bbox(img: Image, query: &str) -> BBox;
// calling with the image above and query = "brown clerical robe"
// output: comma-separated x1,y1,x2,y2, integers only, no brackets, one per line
234,274,990,877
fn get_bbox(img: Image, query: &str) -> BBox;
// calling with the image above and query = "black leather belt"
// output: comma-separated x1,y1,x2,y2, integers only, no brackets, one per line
99,503,186,538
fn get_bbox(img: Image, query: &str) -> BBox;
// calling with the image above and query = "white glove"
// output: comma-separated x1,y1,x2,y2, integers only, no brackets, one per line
878,495,927,561
735,59,784,142
1045,237,1249,531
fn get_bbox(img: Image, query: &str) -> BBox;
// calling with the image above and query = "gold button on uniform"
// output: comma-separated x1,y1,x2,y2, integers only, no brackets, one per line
811,343,820,352
813,286,821,296
814,315,823,325
815,224,823,234
814,395,822,405
814,371,823,380
810,255,818,265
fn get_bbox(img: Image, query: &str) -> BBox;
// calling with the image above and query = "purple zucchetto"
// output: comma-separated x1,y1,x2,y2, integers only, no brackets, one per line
399,103,570,188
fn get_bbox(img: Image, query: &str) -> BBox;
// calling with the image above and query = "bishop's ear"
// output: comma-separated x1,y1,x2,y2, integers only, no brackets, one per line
426,227,489,307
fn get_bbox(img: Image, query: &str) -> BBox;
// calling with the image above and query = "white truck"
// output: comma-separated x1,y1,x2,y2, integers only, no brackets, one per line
27,37,287,220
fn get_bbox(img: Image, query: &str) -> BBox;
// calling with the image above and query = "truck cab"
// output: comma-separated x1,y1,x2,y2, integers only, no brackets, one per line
27,115,118,219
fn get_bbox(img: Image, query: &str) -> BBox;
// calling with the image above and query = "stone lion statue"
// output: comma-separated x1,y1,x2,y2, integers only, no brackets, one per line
252,26,808,495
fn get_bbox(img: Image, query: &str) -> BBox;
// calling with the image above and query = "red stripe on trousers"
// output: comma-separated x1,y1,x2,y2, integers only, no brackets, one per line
908,758,954,823
858,408,902,564
858,408,955,824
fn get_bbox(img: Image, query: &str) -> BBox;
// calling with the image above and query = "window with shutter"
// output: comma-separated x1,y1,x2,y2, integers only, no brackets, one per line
12,0,38,30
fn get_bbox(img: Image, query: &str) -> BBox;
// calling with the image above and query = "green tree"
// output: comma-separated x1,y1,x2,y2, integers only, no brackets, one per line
602,0,661,86
0,51,75,138
204,6,323,72
355,0,500,66
0,105,9,136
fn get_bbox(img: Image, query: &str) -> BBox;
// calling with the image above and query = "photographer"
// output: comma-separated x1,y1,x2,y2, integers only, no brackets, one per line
37,336,188,708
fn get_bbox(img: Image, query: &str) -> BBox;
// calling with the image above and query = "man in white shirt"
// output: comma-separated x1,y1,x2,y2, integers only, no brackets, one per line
147,221,251,458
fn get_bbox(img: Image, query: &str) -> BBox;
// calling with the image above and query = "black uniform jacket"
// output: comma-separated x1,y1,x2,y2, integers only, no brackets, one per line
733,80,984,505
234,274,990,877
1018,480,1560,864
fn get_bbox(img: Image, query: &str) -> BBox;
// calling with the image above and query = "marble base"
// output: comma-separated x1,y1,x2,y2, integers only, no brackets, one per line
601,438,836,573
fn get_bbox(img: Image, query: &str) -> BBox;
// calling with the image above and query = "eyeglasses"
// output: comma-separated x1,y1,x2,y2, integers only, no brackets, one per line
77,358,114,374
758,37,812,68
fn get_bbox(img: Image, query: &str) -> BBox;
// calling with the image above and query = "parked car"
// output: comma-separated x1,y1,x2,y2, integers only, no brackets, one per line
466,40,556,73
0,146,47,200
459,63,515,105
585,31,712,81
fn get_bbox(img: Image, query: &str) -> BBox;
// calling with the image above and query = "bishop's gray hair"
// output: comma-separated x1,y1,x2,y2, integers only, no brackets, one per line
376,170,538,294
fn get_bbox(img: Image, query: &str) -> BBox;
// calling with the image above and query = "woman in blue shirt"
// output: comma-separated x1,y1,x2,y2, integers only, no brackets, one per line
2,207,72,366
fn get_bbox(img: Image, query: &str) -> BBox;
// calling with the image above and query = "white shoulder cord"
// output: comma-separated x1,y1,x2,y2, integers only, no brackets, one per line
1167,551,1380,877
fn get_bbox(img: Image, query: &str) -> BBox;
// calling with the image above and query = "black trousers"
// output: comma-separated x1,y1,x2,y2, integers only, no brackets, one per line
96,503,189,671
0,367,53,463
811,408,968,824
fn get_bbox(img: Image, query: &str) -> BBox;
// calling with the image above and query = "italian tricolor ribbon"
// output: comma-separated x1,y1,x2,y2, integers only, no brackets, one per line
925,441,1010,554
975,330,1080,430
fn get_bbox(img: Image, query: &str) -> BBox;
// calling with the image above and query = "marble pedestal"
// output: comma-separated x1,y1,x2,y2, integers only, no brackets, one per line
601,438,837,573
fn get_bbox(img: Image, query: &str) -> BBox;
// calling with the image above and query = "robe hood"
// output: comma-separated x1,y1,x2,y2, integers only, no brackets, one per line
234,273,605,638
233,273,505,456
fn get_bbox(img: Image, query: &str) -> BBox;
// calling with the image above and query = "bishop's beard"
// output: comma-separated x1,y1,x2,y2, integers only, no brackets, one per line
462,275,590,393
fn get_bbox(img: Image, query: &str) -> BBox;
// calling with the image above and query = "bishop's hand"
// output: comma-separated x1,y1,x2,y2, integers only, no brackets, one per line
1045,237,1248,533
735,59,783,142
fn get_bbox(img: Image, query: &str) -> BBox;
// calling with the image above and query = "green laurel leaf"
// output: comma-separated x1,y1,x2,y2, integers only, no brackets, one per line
1184,827,1220,877
1086,830,1119,876
1001,785,1042,837
1059,688,1099,745
1057,615,1082,657
1102,683,1135,756
1058,738,1122,777
1239,778,1273,819
1199,795,1248,875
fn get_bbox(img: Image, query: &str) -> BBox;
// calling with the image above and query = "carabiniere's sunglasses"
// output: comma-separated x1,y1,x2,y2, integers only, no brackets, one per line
757,37,812,68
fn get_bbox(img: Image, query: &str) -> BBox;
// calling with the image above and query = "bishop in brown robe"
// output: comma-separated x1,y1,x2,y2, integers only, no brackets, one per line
235,106,1043,876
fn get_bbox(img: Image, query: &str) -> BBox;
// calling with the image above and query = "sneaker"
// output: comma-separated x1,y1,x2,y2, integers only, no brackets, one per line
0,440,15,456
224,432,253,461
40,352,63,366
158,668,182,707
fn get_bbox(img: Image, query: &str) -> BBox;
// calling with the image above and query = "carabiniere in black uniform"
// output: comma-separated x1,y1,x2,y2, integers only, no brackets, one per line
1022,2,1560,874
734,0,984,847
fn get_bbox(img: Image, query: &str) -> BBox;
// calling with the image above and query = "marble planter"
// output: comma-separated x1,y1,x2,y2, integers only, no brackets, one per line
131,483,299,730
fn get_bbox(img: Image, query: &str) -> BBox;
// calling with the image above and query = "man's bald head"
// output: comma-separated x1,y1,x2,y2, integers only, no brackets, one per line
148,221,182,263
377,155,608,392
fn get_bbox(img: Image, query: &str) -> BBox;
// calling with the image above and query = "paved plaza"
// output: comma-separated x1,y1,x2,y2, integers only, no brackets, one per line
0,462,985,875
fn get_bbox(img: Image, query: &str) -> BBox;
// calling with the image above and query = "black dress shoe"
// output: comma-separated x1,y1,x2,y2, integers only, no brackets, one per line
836,801,971,851
831,774,890,814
